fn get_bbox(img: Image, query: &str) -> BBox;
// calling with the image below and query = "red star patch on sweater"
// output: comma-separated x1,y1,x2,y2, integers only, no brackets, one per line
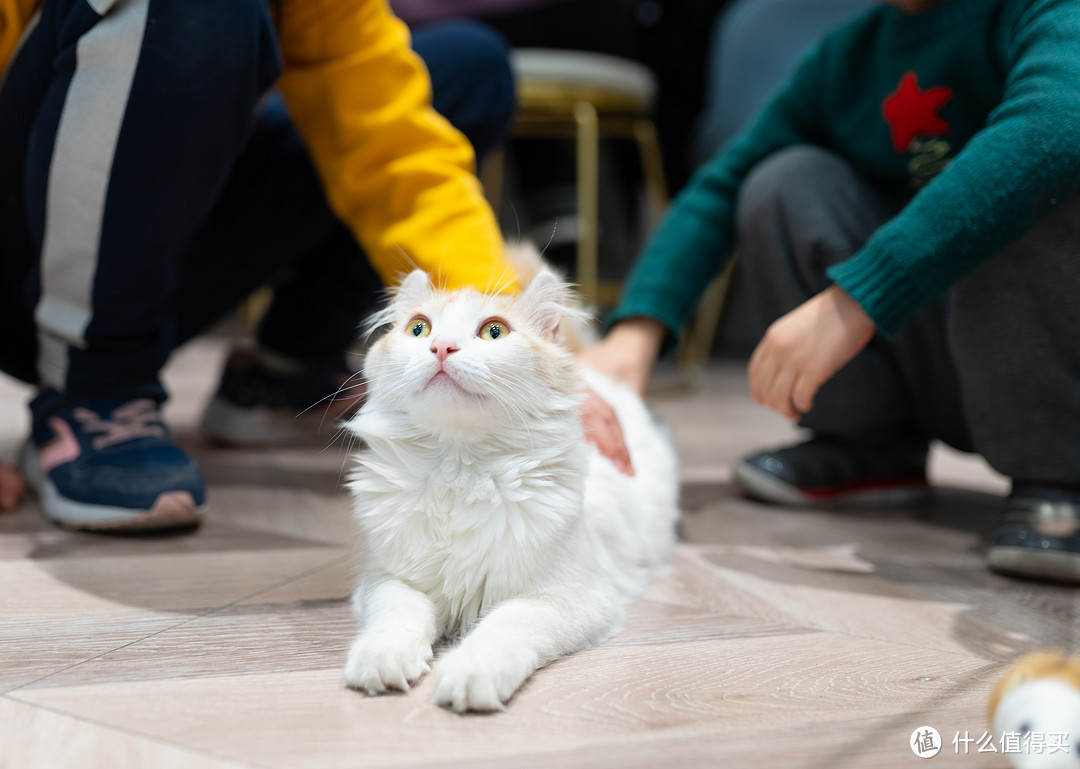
881,71,953,152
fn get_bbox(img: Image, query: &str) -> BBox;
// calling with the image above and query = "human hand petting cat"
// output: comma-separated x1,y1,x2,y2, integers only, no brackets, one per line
578,317,666,477
579,387,635,476
0,461,27,511
748,284,876,420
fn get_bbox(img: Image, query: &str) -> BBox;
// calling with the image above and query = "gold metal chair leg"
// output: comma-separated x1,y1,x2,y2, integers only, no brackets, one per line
573,100,600,305
479,147,505,219
239,285,274,329
632,118,669,227
679,255,738,370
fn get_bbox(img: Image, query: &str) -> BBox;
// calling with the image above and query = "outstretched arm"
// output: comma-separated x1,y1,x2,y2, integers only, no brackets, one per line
275,0,511,294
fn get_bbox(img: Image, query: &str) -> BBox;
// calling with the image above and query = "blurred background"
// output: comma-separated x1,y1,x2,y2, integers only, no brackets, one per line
392,0,874,356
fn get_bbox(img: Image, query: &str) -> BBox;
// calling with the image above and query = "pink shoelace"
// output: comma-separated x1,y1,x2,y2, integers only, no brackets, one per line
72,399,167,450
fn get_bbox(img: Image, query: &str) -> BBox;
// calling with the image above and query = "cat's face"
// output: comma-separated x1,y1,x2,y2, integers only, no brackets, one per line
363,270,578,429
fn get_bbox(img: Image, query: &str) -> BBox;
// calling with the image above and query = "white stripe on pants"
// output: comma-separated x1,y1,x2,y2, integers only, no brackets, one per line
34,0,150,389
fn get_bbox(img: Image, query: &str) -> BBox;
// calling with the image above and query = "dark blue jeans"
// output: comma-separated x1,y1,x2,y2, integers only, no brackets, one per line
0,0,513,409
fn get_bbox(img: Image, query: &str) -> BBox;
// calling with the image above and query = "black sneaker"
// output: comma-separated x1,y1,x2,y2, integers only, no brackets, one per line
987,485,1080,583
201,349,365,448
734,435,929,507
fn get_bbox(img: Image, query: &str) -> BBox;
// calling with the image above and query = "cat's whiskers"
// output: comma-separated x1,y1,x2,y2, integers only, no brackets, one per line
487,259,517,297
485,385,539,456
368,361,484,411
392,244,422,276
322,417,358,455
335,429,362,486
356,357,413,394
294,372,366,420
480,366,575,454
435,251,447,292
366,375,418,407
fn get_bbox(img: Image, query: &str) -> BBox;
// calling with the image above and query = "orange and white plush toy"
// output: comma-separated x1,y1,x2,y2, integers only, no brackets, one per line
990,651,1080,769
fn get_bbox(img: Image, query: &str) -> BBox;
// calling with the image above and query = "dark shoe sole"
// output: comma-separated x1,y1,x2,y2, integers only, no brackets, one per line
987,545,1080,584
734,461,929,508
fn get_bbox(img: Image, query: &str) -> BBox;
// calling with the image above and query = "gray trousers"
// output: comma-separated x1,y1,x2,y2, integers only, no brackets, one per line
735,145,1080,485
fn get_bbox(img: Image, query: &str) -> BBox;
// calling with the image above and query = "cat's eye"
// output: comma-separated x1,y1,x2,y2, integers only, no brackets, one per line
407,317,431,338
479,320,509,341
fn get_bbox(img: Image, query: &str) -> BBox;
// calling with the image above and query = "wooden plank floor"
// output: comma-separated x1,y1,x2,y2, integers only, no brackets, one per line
2,338,1076,769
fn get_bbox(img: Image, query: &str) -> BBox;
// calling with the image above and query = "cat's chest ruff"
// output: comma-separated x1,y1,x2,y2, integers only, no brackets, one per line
381,452,572,530
360,444,539,510
422,453,507,512
356,436,582,545
354,441,585,631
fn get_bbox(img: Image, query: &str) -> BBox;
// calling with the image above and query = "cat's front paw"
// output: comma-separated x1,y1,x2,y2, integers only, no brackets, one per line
343,629,433,695
432,644,535,713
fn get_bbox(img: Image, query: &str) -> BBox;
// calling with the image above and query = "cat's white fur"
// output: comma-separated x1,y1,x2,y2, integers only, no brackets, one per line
343,259,679,713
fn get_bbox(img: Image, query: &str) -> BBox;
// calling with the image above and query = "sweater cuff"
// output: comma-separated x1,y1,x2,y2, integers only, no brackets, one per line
825,246,928,339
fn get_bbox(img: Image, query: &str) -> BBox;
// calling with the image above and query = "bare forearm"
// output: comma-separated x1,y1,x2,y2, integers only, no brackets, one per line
583,317,666,396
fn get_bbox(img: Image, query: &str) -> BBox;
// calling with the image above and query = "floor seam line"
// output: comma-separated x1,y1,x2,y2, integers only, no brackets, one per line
6,551,353,693
2,693,271,769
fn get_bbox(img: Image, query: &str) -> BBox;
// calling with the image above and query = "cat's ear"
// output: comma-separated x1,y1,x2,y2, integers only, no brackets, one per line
394,270,432,309
521,270,566,338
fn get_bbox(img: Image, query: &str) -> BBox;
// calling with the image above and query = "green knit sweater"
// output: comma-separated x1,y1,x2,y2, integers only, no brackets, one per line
612,0,1080,341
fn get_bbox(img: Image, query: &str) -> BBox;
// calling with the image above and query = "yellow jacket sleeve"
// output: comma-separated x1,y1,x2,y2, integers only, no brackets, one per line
0,0,39,75
275,0,515,293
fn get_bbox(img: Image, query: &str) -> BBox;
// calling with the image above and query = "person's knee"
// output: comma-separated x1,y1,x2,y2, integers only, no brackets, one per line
736,145,847,237
143,0,280,92
467,21,516,133
431,20,514,104
415,20,515,160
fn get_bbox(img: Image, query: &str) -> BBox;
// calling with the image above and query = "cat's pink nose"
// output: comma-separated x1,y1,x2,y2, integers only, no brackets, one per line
430,339,460,362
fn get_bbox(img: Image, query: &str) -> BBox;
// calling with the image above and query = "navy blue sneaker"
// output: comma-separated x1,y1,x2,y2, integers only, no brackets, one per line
23,391,205,531
201,348,365,447
734,435,929,508
987,485,1080,583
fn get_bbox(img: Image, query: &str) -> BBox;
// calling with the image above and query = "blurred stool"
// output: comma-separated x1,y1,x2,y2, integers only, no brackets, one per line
499,48,668,307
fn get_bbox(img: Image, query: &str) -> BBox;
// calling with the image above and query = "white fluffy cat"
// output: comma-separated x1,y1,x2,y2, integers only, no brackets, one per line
343,260,679,713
